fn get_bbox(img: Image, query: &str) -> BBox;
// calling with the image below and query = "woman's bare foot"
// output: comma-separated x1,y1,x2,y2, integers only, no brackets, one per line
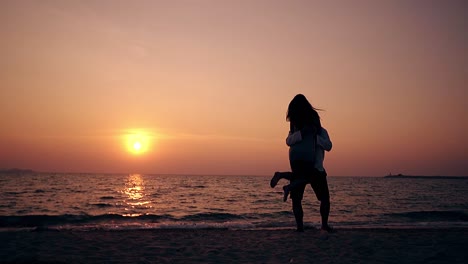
270,172,282,188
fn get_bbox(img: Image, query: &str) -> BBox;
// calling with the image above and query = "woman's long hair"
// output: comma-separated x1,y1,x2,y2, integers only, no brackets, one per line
286,94,321,131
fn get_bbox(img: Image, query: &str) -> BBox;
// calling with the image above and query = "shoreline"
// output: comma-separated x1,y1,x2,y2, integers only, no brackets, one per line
1,228,467,263
2,225,468,232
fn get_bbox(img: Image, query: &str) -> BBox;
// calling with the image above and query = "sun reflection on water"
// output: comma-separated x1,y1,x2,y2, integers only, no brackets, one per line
122,174,152,215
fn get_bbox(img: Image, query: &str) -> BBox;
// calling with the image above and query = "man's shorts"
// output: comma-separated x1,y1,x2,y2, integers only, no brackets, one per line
290,160,330,202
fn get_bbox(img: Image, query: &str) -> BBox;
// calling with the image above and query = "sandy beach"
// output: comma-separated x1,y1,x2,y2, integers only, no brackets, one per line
1,228,466,263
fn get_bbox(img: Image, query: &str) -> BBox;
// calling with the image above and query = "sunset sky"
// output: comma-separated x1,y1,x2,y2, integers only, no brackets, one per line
1,0,466,176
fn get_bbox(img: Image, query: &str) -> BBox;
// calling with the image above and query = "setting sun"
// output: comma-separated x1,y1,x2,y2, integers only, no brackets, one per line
125,131,152,155
133,142,142,151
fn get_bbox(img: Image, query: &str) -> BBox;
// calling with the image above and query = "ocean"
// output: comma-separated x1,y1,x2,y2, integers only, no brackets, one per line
1,173,467,231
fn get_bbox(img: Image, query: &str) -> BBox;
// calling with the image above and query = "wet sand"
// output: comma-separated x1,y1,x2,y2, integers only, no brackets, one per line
1,228,467,263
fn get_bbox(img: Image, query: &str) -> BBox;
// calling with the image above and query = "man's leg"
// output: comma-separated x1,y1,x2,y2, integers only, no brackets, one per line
320,197,330,228
311,174,331,230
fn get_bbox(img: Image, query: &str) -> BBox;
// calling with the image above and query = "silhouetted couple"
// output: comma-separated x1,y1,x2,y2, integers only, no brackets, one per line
271,94,333,232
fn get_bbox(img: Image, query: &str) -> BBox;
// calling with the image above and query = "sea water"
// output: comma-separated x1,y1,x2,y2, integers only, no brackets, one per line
1,173,467,231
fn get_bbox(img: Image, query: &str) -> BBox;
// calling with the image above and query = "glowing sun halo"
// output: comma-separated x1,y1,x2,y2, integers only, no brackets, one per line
125,132,151,155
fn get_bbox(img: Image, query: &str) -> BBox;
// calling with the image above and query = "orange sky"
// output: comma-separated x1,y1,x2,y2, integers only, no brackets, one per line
1,1,466,176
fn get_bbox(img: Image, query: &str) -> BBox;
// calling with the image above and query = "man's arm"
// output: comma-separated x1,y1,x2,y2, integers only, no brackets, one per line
317,128,332,151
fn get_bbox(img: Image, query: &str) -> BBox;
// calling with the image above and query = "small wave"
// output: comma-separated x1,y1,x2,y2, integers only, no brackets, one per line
0,215,85,227
245,211,291,220
4,191,22,195
15,209,33,214
34,189,46,193
35,221,259,232
180,212,245,221
100,196,115,200
253,199,272,204
0,214,174,228
71,190,87,193
89,203,114,208
178,184,206,189
387,210,468,222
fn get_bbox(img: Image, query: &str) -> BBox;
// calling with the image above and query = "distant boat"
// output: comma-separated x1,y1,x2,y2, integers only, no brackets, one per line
385,173,406,177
